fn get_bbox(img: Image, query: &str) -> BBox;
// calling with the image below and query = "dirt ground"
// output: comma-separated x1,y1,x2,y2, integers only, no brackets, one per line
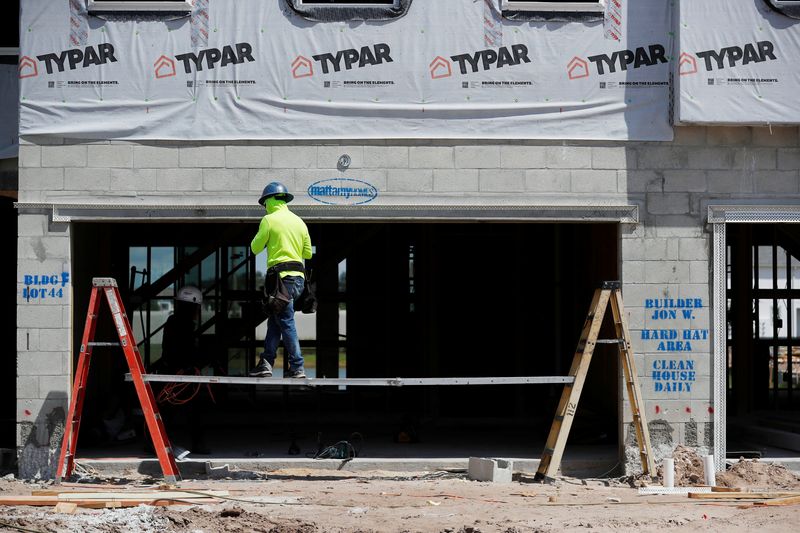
0,460,799,533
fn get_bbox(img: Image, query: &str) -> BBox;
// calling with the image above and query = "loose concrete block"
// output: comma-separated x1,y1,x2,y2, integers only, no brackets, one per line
678,238,708,261
387,169,433,192
753,170,799,193
752,126,799,147
88,145,133,168
455,146,500,169
17,352,65,376
157,168,203,191
433,169,479,192
525,169,571,192
468,457,513,483
646,193,690,215
571,169,617,193
591,147,632,170
19,168,64,191
637,147,687,170
18,145,41,168
706,127,751,146
225,146,271,168
133,145,179,168
364,146,409,168
42,146,87,168
110,169,157,192
687,148,735,170
203,169,248,191
64,168,110,191
500,145,546,169
777,148,800,171
479,169,525,192
663,171,706,193
179,146,225,168
545,146,591,169
318,146,364,169
734,148,776,171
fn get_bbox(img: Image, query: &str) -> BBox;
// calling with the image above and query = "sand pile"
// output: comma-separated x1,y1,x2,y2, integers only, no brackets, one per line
656,445,707,486
717,458,800,490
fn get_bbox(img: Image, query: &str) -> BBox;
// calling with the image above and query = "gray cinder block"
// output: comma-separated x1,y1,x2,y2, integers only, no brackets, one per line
468,457,513,483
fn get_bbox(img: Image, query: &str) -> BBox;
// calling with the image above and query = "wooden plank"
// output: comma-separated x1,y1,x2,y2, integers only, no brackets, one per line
711,487,742,493
0,495,222,507
754,495,800,506
688,491,800,500
57,490,228,500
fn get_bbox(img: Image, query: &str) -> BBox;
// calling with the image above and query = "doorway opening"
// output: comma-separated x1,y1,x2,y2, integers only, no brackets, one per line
70,221,620,467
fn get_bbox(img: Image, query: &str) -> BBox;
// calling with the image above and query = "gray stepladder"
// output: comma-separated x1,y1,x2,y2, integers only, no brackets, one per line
535,281,655,481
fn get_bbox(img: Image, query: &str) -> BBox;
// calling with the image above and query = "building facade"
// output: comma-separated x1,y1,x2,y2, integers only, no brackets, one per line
15,0,800,478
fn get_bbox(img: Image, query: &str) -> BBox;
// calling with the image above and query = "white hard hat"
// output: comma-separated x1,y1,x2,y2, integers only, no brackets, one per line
176,286,202,304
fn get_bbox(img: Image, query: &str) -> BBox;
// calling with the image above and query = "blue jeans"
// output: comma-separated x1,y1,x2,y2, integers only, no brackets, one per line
263,275,305,372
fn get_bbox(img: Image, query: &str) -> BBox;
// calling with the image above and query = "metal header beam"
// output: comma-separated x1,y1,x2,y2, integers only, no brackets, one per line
15,203,639,224
125,374,574,387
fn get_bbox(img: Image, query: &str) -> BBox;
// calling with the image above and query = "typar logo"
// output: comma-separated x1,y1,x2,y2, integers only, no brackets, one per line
678,52,697,76
586,44,667,75
567,56,589,80
154,55,176,79
292,56,314,79
308,178,378,206
18,56,38,79
429,56,452,79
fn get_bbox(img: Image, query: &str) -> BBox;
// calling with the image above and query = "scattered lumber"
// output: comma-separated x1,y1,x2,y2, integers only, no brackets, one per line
753,495,800,507
688,491,800,500
52,502,78,514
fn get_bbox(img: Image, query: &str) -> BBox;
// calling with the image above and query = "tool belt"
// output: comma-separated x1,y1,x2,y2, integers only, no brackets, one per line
263,262,316,315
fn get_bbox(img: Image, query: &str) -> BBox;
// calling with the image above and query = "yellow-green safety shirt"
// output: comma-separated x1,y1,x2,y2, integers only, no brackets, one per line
250,200,312,278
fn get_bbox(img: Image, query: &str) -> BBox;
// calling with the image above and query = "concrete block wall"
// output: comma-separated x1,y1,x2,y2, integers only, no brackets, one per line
16,125,800,476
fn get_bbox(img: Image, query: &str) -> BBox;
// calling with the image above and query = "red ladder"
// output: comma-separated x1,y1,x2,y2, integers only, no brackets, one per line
56,278,180,483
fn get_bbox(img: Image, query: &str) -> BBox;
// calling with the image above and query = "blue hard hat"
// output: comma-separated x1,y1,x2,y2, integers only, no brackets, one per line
258,181,294,205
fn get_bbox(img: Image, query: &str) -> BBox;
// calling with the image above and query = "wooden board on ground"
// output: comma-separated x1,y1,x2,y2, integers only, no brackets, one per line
753,495,800,506
53,502,78,514
0,495,222,508
689,491,800,500
57,490,229,500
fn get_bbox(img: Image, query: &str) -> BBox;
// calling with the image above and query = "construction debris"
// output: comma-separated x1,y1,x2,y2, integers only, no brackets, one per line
716,458,800,490
656,445,707,486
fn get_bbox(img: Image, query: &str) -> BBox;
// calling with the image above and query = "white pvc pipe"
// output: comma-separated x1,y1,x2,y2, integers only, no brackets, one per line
704,455,716,487
662,458,675,488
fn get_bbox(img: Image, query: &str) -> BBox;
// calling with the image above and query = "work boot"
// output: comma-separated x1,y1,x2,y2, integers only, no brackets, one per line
286,368,306,379
249,359,273,377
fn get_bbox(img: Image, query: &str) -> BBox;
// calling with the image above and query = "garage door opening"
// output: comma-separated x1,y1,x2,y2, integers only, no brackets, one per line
71,221,620,471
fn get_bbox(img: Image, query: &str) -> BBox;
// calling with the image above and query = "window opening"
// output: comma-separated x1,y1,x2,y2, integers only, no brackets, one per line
764,1,800,20
501,0,603,12
87,1,193,13
286,0,412,21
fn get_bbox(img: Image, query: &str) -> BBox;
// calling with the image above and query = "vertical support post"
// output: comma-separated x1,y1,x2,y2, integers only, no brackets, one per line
712,222,727,471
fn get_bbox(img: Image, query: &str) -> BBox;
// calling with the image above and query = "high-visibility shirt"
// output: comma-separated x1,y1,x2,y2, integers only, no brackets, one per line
250,201,312,278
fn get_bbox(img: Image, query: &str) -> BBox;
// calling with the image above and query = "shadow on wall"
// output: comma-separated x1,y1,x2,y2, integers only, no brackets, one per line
18,391,67,479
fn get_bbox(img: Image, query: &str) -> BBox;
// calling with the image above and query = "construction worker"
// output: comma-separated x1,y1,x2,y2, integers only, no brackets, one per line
249,182,312,379
157,285,211,455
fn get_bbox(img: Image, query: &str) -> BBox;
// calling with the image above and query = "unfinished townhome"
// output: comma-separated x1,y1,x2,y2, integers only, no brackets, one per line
14,0,800,479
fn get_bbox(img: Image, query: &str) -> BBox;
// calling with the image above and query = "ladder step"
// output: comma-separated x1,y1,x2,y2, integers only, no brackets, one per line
596,339,623,344
88,341,121,347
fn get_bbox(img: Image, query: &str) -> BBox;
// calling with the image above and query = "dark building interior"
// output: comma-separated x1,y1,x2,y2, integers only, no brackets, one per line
71,221,620,463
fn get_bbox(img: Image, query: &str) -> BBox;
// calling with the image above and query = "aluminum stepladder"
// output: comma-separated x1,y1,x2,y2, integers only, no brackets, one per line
56,278,180,483
535,281,655,481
